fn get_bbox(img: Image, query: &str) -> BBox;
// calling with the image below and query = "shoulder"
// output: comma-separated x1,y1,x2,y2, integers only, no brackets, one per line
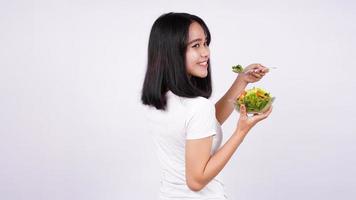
190,96,213,108
183,96,215,115
167,91,215,113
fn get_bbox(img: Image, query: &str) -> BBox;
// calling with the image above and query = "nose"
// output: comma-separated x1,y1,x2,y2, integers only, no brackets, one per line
201,46,210,58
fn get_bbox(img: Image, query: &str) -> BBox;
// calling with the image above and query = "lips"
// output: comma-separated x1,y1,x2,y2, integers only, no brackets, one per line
198,60,208,67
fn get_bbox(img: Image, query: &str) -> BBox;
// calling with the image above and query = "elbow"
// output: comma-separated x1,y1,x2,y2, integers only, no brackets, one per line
186,179,204,192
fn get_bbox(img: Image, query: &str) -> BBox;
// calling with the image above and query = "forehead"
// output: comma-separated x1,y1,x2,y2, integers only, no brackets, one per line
188,22,206,40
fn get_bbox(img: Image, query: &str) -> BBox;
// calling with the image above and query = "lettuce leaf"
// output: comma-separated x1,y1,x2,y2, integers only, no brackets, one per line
232,65,244,73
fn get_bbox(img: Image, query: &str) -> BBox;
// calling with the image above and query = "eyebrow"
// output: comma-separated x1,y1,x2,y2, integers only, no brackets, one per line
187,38,207,45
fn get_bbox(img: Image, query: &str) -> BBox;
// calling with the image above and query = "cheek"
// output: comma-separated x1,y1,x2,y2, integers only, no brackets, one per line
186,50,199,65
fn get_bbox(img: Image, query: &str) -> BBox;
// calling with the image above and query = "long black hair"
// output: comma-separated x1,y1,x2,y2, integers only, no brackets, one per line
141,12,212,110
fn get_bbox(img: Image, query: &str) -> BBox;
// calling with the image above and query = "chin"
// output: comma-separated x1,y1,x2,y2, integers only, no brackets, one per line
195,72,208,78
188,68,208,78
201,73,208,78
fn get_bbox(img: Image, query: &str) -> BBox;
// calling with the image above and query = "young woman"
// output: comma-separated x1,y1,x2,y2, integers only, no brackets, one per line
141,12,272,200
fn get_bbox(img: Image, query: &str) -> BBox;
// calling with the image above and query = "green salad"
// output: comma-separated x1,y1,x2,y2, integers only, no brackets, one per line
236,87,274,113
231,64,275,113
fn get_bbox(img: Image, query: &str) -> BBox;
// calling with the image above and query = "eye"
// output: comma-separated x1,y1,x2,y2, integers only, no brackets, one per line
192,43,200,48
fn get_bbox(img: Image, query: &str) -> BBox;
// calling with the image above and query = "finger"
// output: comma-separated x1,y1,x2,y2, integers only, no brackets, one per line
245,64,268,75
262,68,269,73
253,66,267,74
252,72,262,79
245,69,259,77
255,64,268,73
250,63,262,70
251,114,266,123
246,67,259,74
263,105,273,116
240,104,248,119
254,64,263,70
240,104,246,115
250,106,273,122
255,70,266,76
258,106,273,120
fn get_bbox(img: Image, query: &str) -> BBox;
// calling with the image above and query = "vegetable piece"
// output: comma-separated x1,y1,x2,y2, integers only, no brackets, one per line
232,64,244,73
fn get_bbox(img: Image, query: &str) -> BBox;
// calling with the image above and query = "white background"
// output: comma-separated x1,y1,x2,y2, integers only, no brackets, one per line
1,0,356,199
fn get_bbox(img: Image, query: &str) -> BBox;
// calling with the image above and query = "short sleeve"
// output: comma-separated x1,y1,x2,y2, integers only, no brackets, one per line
185,99,218,140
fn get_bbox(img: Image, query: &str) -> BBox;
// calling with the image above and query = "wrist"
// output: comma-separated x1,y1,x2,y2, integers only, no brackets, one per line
236,75,248,86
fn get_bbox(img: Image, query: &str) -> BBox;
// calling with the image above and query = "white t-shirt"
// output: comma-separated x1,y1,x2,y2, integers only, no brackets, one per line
144,90,228,200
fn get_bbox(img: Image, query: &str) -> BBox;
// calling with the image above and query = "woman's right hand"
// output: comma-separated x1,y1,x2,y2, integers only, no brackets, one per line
235,104,273,138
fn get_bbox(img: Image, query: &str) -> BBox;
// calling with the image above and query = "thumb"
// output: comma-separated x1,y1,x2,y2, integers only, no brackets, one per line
240,104,247,118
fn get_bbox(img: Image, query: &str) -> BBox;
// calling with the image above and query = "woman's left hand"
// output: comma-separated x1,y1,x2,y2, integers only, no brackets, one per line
239,63,269,84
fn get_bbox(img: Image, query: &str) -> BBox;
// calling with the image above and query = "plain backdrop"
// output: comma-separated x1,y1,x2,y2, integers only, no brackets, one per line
1,0,356,199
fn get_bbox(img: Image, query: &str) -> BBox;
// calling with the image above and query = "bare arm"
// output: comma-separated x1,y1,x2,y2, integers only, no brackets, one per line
215,76,247,125
185,130,245,191
185,105,273,191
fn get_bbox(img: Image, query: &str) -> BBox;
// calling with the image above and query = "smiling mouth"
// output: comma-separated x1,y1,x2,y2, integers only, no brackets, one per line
198,61,208,67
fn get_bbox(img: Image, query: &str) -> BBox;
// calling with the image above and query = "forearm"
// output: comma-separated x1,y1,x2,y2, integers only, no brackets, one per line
198,131,246,188
215,76,248,125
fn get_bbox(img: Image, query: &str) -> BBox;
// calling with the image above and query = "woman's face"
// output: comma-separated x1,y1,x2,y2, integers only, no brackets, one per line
185,22,210,78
